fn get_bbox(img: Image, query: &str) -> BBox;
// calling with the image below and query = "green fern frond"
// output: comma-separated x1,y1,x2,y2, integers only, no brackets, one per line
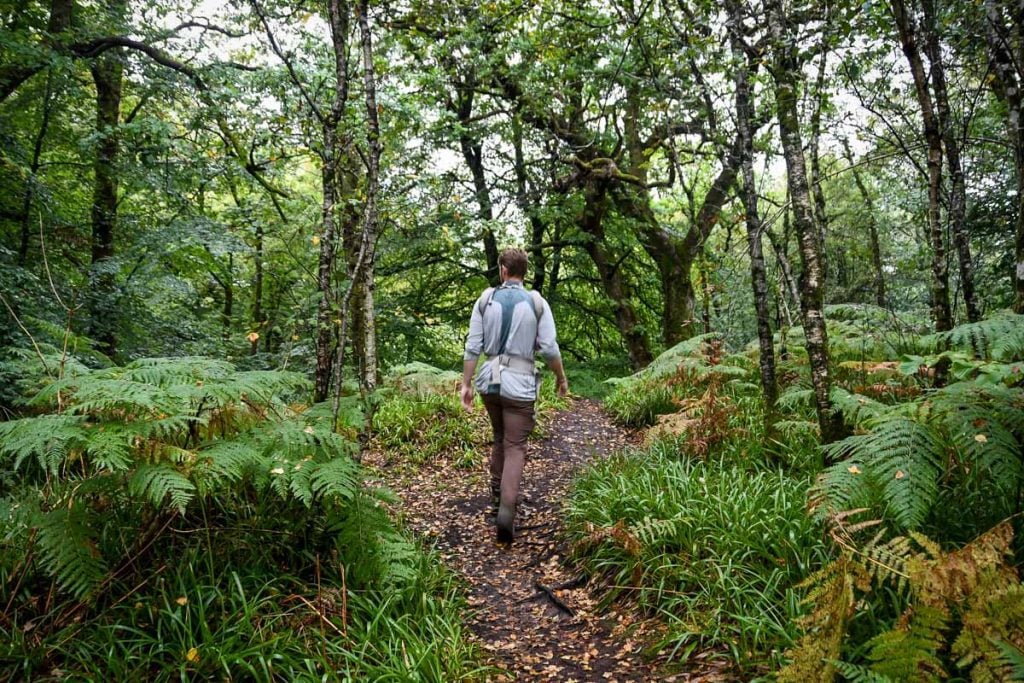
831,660,897,682
36,504,107,599
818,418,945,529
777,387,815,412
193,440,262,487
82,423,133,471
128,463,195,512
932,311,1024,362
866,603,948,681
831,387,888,427
990,640,1024,682
331,492,420,590
310,457,359,503
120,356,235,387
0,414,86,474
42,376,176,416
219,369,309,404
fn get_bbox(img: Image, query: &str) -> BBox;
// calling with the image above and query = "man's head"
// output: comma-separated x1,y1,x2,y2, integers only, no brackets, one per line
498,247,528,281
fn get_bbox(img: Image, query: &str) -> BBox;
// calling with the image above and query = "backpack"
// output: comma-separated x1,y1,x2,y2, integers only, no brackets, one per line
477,286,544,321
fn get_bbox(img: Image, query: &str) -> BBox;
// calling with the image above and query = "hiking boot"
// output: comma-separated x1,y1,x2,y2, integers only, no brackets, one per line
496,502,515,544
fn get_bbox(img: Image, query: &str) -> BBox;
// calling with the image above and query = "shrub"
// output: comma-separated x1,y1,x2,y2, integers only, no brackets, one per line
0,355,488,680
779,518,1024,683
604,335,751,427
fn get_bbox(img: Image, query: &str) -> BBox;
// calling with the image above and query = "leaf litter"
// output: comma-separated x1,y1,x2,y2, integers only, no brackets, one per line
365,397,737,682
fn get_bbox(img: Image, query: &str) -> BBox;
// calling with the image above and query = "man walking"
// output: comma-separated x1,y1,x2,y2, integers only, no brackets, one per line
461,248,568,544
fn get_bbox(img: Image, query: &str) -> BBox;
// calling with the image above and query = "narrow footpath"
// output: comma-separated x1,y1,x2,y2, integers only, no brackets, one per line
368,398,700,682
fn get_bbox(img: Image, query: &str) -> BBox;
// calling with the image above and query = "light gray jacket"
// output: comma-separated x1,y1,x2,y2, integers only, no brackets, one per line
463,282,560,401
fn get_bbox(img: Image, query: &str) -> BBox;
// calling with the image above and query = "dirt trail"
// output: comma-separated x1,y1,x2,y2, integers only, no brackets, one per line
368,397,678,682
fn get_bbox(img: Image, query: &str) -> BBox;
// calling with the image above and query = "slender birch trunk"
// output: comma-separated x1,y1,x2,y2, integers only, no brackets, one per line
891,0,953,332
314,0,351,402
766,0,846,446
730,5,778,417
357,0,381,393
922,0,979,321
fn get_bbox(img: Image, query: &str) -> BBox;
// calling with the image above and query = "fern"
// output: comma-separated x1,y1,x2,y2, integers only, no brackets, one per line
814,378,1024,533
864,603,948,681
990,640,1024,682
818,417,944,529
129,463,196,512
784,521,1024,682
35,504,107,600
778,555,865,682
0,356,360,600
931,310,1024,362
830,387,888,427
384,362,461,395
193,440,263,487
776,386,814,412
629,515,685,548
830,660,897,682
331,492,421,590
310,457,360,503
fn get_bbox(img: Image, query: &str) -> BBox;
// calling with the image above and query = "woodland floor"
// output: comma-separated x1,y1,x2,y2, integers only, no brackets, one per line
365,398,736,682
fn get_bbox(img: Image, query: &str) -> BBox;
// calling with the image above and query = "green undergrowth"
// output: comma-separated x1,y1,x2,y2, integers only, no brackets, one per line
3,491,489,681
372,361,568,466
0,354,488,681
603,334,753,428
564,440,830,670
580,310,1024,680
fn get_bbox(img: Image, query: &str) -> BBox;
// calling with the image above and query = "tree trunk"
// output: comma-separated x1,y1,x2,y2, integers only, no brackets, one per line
620,95,739,347
767,0,846,446
842,140,888,308
251,220,265,355
921,0,978,321
808,43,830,286
891,0,953,332
314,0,351,403
512,116,548,294
18,71,55,265
456,84,500,285
579,183,653,369
730,7,778,416
983,0,1024,313
224,254,233,338
357,0,381,393
88,37,123,359
548,222,564,302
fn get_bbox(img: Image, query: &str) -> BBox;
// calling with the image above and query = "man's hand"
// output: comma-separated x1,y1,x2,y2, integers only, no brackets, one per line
461,384,475,411
556,375,569,397
461,358,478,411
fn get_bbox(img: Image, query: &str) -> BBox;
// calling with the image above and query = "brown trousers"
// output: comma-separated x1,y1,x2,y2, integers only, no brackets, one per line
482,393,536,511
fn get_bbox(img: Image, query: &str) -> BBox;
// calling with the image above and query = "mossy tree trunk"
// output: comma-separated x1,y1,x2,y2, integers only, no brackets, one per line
767,0,847,446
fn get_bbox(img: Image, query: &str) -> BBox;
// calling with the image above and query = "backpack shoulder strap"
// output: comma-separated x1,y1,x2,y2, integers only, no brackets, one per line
476,287,495,318
529,290,543,321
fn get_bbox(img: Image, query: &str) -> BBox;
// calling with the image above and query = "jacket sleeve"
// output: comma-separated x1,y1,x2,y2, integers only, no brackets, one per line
464,291,487,360
536,296,561,361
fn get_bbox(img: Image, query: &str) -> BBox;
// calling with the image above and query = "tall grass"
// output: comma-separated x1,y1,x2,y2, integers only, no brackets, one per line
564,440,830,668
372,390,489,465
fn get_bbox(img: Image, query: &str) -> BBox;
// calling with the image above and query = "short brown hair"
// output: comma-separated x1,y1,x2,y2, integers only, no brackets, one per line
498,247,528,278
